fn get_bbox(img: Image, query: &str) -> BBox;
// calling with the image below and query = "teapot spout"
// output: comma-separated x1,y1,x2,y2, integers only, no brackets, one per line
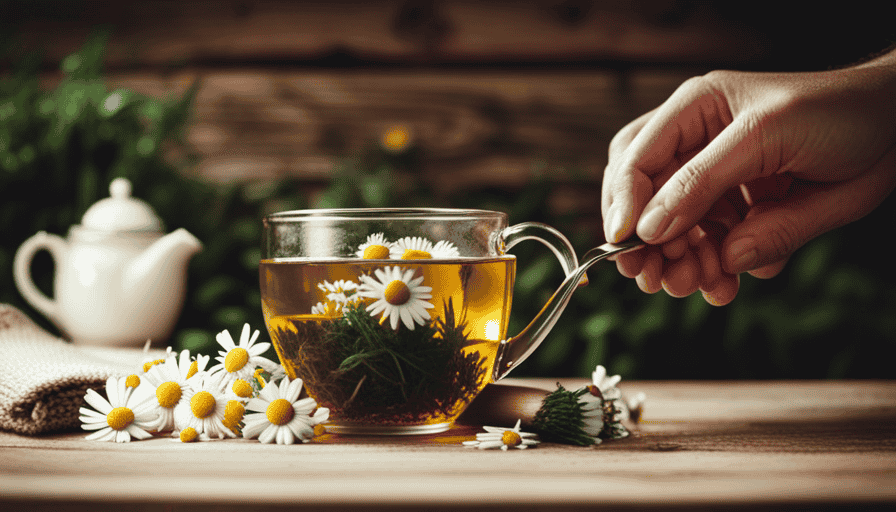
492,239,643,381
123,228,202,295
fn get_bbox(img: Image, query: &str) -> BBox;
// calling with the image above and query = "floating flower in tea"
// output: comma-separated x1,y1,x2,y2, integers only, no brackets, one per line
356,232,392,259
357,265,434,330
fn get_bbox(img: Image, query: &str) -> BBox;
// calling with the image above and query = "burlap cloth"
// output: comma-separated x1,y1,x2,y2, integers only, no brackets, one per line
0,304,158,435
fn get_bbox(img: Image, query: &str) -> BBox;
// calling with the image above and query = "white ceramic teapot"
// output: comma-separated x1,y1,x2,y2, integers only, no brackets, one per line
14,178,202,347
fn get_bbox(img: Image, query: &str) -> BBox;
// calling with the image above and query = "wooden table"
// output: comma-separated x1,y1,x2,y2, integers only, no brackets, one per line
2,379,895,511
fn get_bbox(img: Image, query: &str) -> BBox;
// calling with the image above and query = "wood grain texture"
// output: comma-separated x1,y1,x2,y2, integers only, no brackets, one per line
6,1,767,68
2,380,895,511
104,69,693,194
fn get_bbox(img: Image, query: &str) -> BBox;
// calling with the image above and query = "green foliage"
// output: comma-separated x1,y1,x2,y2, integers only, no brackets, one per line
4,32,892,379
0,30,300,360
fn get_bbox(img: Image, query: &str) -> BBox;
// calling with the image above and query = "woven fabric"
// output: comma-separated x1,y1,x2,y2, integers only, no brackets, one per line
0,304,145,435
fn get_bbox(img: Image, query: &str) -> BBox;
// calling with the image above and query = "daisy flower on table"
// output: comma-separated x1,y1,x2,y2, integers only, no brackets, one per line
242,377,329,445
140,350,210,432
356,265,434,330
463,419,540,451
356,232,392,259
79,375,157,443
207,324,280,389
172,372,235,440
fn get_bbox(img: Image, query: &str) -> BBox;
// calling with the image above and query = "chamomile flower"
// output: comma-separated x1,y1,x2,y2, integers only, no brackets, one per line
226,378,258,403
431,239,460,259
463,419,540,450
311,301,341,316
356,233,392,259
242,377,329,445
172,373,235,439
141,350,208,432
79,376,157,443
207,324,279,388
357,266,434,330
390,236,435,260
318,279,358,300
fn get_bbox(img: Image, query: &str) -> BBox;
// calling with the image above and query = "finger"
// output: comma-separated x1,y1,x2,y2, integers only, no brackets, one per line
662,234,689,259
636,113,768,244
635,248,663,293
748,258,789,279
724,148,896,274
602,110,656,242
701,273,740,306
603,75,729,244
615,248,646,278
695,236,722,290
661,249,701,298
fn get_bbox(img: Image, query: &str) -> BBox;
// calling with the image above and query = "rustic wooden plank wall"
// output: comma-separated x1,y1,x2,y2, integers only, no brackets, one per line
7,0,892,210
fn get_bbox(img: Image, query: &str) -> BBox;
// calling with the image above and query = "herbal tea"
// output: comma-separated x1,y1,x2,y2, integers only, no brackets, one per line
259,256,515,433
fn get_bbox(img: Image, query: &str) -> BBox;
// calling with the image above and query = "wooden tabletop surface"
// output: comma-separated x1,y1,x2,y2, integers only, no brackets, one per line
2,379,895,511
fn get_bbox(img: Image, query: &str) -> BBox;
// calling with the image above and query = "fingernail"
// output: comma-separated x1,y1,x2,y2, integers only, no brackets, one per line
638,207,679,242
605,206,630,243
727,237,756,272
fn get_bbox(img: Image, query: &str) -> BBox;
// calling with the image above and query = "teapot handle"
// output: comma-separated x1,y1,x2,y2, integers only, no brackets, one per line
13,231,66,327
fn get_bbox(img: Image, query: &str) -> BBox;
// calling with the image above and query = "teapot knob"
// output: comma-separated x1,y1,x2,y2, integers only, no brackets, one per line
109,178,132,199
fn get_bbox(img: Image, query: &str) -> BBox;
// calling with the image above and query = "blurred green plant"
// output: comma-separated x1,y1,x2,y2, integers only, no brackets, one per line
3,32,892,379
0,30,302,360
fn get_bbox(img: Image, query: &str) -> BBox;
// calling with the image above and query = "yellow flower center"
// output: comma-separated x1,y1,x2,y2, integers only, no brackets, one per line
313,424,327,438
142,358,165,373
125,374,140,388
502,430,522,447
384,280,411,305
225,347,249,373
106,407,135,431
223,400,245,428
180,427,198,443
186,360,199,379
266,398,295,426
402,249,431,260
190,391,217,419
363,244,390,259
156,381,182,408
232,379,254,398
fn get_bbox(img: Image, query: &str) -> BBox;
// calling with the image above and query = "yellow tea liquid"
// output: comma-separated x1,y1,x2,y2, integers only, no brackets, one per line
259,256,515,432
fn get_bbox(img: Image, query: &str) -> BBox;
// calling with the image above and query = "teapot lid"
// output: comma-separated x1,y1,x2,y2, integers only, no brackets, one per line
81,178,163,232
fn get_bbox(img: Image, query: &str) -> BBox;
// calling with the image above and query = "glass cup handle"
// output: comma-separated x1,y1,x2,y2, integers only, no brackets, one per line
499,221,586,285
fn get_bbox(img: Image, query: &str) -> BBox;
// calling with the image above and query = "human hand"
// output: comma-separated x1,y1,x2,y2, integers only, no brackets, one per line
602,50,896,305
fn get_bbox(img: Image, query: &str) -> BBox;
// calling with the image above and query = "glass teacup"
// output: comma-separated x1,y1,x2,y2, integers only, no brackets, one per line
260,208,638,434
